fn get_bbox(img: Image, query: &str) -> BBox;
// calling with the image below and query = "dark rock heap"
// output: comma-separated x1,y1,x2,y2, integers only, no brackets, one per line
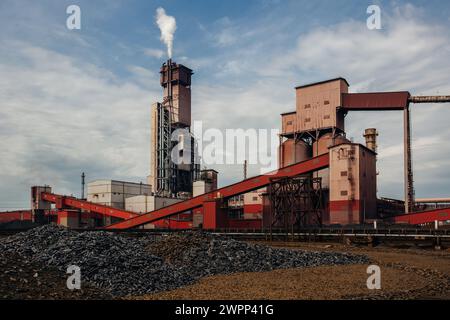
1,225,370,297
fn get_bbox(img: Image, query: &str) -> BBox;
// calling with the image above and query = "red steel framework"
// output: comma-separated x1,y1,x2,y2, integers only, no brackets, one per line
105,154,330,229
0,210,32,223
393,207,450,225
34,154,328,229
341,92,450,214
28,88,450,230
40,193,138,220
33,152,449,228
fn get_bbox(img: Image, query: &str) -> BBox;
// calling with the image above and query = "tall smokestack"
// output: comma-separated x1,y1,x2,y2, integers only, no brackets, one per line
244,160,248,179
363,128,378,153
81,172,85,199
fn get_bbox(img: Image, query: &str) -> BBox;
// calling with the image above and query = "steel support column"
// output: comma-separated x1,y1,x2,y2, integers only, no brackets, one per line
404,105,414,213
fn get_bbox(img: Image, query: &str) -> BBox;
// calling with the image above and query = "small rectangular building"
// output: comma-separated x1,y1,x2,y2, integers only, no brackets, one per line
87,180,152,210
281,111,296,136
125,195,181,214
243,189,265,219
193,169,218,197
295,78,348,133
329,143,377,225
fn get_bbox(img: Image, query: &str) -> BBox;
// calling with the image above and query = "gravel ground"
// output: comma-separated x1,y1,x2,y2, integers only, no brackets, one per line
136,265,430,300
134,242,450,300
0,226,370,299
259,242,450,299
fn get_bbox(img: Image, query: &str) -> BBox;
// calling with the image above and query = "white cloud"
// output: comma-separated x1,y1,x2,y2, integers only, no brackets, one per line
127,65,159,87
1,2,450,209
215,29,237,47
193,4,450,198
0,41,159,207
144,48,165,59
206,16,238,48
275,6,450,199
282,9,450,91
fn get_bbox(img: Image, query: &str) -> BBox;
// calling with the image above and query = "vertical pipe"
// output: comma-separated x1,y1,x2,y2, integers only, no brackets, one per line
293,134,296,164
363,198,366,224
158,104,162,193
166,60,171,195
278,135,282,168
314,130,319,181
123,182,125,209
244,160,247,179
403,105,414,213
81,172,85,199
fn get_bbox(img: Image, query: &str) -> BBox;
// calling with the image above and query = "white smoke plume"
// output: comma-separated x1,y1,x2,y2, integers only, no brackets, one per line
155,7,177,59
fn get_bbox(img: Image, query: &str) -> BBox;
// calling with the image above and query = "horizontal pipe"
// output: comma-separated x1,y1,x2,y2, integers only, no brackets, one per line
409,96,450,103
415,197,450,203
214,232,450,239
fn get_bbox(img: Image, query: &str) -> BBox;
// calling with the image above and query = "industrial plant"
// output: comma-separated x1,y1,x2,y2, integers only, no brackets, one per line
2,3,450,303
1,58,449,231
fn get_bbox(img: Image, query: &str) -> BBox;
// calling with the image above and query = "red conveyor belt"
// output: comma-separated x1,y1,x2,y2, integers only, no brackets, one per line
105,154,330,229
41,193,138,220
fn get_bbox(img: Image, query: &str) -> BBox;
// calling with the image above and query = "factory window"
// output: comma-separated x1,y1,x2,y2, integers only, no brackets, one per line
340,171,348,177
304,104,311,109
324,115,330,119
305,118,311,122
341,190,348,196
253,196,258,201
286,121,293,125
324,100,330,105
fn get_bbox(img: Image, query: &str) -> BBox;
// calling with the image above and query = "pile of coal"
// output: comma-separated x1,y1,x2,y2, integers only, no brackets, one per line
147,232,370,278
0,225,193,297
1,226,370,298
0,250,113,300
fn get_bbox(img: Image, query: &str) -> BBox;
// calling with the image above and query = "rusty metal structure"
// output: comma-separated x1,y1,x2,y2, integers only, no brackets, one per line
341,92,450,214
403,95,450,213
363,128,378,153
268,176,324,232
81,172,85,199
150,60,199,197
2,74,450,230
106,154,330,229
280,78,450,220
403,104,414,214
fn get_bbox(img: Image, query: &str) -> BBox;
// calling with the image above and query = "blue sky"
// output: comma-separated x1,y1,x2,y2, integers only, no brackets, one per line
1,0,450,209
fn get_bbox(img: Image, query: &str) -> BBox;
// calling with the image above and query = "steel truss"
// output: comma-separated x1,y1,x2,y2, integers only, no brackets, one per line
269,176,324,231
